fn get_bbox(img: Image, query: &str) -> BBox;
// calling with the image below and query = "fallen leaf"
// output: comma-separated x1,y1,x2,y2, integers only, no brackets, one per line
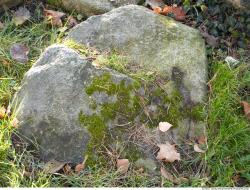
67,16,78,28
153,7,162,14
159,121,172,132
117,159,130,174
43,160,65,174
75,156,88,174
0,107,6,119
10,43,29,63
63,164,72,175
75,163,85,174
23,170,32,177
194,144,206,153
0,21,4,29
197,135,207,145
241,101,250,119
13,7,30,26
11,118,19,128
156,142,180,163
146,0,165,9
162,6,186,21
160,166,174,182
44,9,66,27
199,26,219,47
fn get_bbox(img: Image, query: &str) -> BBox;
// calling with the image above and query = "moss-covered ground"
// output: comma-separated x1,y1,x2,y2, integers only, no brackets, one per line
0,1,249,187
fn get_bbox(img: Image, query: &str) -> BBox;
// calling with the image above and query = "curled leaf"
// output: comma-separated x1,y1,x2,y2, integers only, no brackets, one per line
13,7,30,26
44,9,66,27
194,144,206,153
156,142,180,163
162,6,186,21
241,101,250,120
159,121,172,132
10,43,29,63
117,159,130,174
0,107,6,119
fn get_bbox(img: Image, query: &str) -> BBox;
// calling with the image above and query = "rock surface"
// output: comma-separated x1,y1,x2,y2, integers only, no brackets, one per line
224,0,250,9
48,0,141,16
0,0,22,11
68,5,207,105
13,44,139,163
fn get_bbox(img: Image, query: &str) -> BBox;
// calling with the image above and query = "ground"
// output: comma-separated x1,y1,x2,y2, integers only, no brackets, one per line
0,0,249,187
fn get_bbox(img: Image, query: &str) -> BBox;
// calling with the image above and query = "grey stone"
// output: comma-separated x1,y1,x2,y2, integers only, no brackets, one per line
224,0,250,9
49,0,141,16
0,0,22,11
67,5,208,105
13,44,136,164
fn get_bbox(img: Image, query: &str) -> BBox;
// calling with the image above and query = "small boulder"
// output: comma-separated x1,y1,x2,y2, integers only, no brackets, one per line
0,0,23,11
47,0,141,16
67,5,207,105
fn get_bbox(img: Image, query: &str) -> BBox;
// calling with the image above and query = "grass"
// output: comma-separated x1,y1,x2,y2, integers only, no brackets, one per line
0,4,250,187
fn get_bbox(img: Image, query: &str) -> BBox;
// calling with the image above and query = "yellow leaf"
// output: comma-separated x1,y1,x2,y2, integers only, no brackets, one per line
156,142,180,163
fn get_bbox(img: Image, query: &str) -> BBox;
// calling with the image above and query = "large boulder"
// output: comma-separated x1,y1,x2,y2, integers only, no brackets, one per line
0,0,22,11
13,44,142,163
47,0,141,16
67,5,207,105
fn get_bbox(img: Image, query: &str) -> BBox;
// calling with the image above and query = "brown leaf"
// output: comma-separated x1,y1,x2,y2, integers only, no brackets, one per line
63,164,72,175
117,159,130,174
160,167,174,182
241,101,250,119
75,163,85,174
194,144,206,153
146,0,165,9
156,142,180,163
153,7,163,14
162,6,186,21
11,118,19,128
23,170,32,177
43,160,65,174
10,43,29,63
0,107,6,119
197,135,207,145
13,7,30,26
67,16,78,28
44,9,65,27
159,121,172,132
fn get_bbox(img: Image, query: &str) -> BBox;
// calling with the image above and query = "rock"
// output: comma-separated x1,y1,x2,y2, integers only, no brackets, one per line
224,0,250,9
47,0,141,16
0,0,23,11
67,5,207,105
13,44,140,164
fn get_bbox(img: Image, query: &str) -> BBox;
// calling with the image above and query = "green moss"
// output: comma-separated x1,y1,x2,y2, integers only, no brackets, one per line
47,0,63,6
80,73,142,165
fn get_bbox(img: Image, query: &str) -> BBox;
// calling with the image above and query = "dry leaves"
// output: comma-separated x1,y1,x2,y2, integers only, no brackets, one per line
43,160,65,174
241,101,250,120
13,7,30,26
153,5,186,21
0,107,6,119
44,9,66,27
75,163,85,174
159,121,172,132
194,144,206,153
156,142,180,163
63,164,72,175
10,43,29,63
117,159,130,174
